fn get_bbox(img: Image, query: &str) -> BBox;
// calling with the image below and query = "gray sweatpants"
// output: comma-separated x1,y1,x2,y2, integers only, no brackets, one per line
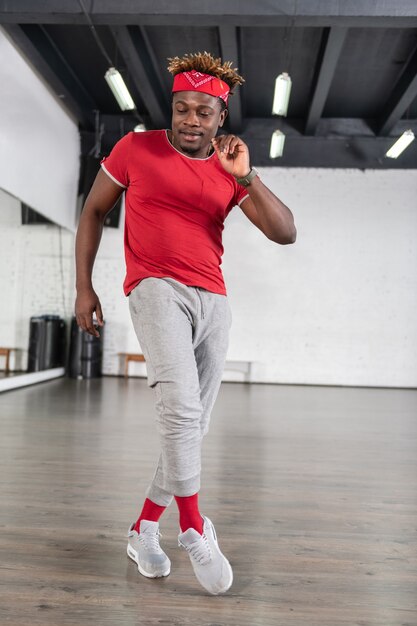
129,277,231,507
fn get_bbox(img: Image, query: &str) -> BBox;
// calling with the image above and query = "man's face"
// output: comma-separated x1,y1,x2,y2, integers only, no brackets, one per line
171,91,227,158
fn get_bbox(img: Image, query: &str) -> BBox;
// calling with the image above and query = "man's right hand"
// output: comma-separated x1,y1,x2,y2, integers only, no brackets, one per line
75,287,104,337
74,169,122,337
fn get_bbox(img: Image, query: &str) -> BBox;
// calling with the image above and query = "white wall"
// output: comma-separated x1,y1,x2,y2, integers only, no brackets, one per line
0,28,80,232
1,168,416,388
223,168,417,388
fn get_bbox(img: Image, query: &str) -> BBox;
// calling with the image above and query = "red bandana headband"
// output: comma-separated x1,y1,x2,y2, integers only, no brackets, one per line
172,70,230,105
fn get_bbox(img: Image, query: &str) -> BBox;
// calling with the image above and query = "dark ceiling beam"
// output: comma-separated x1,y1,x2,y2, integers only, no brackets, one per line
241,117,417,139
1,0,417,26
376,43,417,136
138,25,170,110
238,118,417,168
218,25,243,134
81,117,417,169
2,24,94,126
305,26,348,135
110,25,169,129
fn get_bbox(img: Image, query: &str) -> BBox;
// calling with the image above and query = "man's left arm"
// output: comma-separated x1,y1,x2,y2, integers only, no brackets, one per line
212,134,297,245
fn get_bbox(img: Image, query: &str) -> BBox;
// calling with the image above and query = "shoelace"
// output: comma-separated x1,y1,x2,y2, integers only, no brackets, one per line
181,534,211,565
139,530,163,553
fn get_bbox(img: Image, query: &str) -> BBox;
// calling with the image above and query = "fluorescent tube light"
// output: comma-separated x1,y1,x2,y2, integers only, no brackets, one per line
270,130,286,158
385,130,415,159
134,123,147,132
105,67,136,111
272,72,292,116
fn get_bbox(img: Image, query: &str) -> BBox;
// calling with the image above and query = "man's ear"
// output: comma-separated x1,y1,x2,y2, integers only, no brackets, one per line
218,108,228,127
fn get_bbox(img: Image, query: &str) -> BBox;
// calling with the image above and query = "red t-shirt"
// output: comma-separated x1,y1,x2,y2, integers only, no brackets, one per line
101,130,248,296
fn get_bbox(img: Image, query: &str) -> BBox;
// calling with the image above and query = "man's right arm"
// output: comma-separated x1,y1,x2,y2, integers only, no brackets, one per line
75,169,124,336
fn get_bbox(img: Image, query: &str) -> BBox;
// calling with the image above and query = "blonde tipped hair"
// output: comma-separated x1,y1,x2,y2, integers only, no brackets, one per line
167,51,244,93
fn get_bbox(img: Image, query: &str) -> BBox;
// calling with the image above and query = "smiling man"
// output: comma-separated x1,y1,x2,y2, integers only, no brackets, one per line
75,52,296,595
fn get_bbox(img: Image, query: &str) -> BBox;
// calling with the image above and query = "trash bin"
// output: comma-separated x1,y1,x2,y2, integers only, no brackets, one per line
68,316,103,379
28,315,66,372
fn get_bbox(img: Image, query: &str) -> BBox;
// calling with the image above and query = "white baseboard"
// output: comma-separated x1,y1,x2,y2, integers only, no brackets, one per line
0,368,65,393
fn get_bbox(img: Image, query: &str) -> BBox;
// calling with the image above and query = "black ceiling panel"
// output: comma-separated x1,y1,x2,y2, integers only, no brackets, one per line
324,28,417,118
240,27,323,118
1,0,417,168
44,24,148,116
143,26,221,95
407,94,417,117
43,25,116,112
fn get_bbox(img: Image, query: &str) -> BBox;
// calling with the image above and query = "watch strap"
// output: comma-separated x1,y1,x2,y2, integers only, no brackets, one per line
236,167,259,187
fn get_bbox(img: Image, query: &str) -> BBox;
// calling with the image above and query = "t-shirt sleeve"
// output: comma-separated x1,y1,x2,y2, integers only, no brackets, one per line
236,183,249,206
225,176,250,217
100,132,132,188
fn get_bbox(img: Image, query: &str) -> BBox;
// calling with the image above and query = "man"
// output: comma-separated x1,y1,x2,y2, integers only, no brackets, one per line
75,52,296,595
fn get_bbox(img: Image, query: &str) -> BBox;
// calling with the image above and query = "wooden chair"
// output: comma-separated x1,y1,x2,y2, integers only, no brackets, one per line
118,352,146,378
0,347,15,374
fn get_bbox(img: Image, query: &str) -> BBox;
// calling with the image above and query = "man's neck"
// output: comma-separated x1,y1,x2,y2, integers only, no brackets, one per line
168,130,213,159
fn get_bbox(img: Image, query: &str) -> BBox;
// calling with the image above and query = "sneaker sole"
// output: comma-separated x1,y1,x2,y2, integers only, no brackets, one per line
209,519,233,594
127,544,171,578
207,518,233,595
200,551,233,595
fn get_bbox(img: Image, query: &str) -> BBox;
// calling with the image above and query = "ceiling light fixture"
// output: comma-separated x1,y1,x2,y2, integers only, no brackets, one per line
270,130,286,158
272,73,292,117
105,68,136,111
385,130,415,159
78,0,136,112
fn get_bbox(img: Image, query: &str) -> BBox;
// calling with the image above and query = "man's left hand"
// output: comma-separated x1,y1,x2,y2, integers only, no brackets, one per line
211,135,251,179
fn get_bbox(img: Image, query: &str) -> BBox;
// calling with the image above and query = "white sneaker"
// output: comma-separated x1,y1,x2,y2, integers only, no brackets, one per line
127,520,171,578
178,516,233,595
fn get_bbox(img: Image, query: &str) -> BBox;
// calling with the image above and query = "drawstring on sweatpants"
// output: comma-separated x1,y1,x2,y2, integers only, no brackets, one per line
196,288,205,320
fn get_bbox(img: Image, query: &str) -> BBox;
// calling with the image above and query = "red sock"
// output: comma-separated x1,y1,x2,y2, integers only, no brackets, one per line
174,493,203,534
134,498,166,533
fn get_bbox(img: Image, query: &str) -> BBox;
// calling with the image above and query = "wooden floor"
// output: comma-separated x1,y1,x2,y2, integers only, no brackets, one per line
0,378,416,626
